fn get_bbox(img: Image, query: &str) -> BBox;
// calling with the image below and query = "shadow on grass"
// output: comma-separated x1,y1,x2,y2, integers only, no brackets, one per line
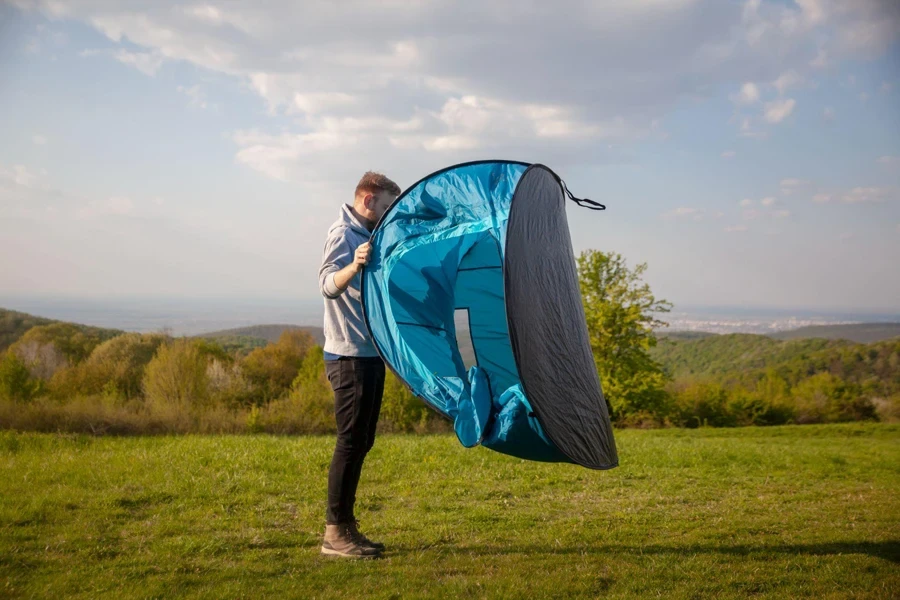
393,541,900,563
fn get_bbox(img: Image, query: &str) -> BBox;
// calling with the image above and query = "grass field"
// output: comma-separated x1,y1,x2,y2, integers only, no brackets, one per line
1,425,898,599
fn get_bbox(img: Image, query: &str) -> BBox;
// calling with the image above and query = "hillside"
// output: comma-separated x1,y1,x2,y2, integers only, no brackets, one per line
769,322,900,343
650,333,900,392
195,324,325,346
657,331,718,341
0,308,122,353
0,309,55,352
650,334,845,378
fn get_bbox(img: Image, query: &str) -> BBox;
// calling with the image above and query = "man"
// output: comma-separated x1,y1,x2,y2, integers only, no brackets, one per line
317,171,401,558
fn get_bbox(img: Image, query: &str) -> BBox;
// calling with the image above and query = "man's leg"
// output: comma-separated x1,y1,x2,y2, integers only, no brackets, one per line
344,358,386,551
325,358,372,525
322,358,381,557
346,358,386,514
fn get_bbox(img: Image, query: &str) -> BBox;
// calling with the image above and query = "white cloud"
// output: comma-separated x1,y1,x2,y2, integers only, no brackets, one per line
112,49,164,76
14,0,900,184
662,207,702,219
732,82,761,105
841,187,890,204
293,92,357,115
736,195,790,220
231,130,358,182
721,150,736,159
808,184,895,205
81,48,165,76
859,92,870,102
180,4,259,34
0,164,41,188
780,178,811,195
738,116,767,139
77,196,135,219
796,0,827,27
32,135,47,145
724,224,748,232
421,135,480,152
835,2,900,56
177,85,208,110
839,232,854,241
877,156,899,168
772,71,802,94
822,106,835,122
764,98,796,123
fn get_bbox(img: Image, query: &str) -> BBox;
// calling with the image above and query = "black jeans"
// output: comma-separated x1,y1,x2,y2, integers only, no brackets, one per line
325,356,385,525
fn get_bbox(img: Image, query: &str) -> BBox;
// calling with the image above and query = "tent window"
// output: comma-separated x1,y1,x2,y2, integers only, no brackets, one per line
454,308,477,370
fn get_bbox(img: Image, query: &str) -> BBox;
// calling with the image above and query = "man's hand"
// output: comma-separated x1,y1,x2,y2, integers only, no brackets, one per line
353,242,371,272
331,242,373,293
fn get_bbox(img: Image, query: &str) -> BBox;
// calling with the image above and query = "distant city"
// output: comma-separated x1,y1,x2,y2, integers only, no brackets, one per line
665,306,900,335
1,296,898,337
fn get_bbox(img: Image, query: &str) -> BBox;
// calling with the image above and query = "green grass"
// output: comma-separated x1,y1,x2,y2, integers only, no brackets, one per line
2,425,898,599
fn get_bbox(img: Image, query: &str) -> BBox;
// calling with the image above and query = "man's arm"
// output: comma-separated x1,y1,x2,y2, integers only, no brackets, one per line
319,239,371,299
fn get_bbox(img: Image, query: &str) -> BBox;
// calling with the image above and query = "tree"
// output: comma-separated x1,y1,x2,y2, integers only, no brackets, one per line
0,351,39,403
143,339,210,407
10,323,118,365
284,347,335,433
52,333,169,400
241,329,316,403
577,250,673,422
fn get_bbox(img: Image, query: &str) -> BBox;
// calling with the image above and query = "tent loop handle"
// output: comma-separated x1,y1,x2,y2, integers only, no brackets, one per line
553,172,606,211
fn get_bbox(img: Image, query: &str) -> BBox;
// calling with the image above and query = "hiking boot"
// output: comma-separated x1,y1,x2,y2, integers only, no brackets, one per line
321,523,382,558
349,520,386,552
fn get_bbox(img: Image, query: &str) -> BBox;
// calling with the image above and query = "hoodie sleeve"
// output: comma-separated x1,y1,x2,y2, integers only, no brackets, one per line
319,228,352,299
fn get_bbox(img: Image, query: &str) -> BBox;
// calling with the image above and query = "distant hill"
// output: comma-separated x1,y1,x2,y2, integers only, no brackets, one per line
0,308,122,353
649,332,900,395
657,331,718,341
195,324,325,347
1,308,55,352
769,322,900,343
649,333,852,378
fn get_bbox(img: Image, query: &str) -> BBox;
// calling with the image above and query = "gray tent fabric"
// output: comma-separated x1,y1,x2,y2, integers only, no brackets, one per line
505,165,618,469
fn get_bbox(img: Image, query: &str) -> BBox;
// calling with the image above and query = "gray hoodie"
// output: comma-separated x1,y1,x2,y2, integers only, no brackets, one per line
318,204,379,357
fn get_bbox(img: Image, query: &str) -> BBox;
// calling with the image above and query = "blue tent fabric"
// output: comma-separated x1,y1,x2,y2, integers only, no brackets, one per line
362,160,618,469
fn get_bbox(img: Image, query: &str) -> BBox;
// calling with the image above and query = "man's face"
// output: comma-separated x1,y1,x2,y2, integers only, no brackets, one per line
369,191,396,222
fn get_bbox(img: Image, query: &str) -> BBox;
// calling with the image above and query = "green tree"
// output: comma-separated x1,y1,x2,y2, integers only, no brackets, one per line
791,372,876,424
10,323,119,365
672,380,735,427
0,351,39,402
577,250,673,422
51,333,169,400
380,370,434,432
143,339,210,406
241,329,316,403
286,347,335,432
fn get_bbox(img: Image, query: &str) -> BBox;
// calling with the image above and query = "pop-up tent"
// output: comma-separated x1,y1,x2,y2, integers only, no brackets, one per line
362,160,618,469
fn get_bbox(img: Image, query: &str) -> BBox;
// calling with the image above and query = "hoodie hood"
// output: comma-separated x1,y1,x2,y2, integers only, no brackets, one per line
328,204,373,239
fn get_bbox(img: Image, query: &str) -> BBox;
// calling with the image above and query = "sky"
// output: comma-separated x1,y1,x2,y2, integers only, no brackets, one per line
0,0,899,313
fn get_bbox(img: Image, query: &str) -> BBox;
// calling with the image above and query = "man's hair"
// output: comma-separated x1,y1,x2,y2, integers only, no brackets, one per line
355,171,401,197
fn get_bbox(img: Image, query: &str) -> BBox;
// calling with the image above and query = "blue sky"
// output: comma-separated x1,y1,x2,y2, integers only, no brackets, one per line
0,0,898,312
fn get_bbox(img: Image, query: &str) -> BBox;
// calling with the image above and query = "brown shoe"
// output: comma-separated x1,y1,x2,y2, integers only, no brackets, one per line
349,520,386,552
321,523,382,559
